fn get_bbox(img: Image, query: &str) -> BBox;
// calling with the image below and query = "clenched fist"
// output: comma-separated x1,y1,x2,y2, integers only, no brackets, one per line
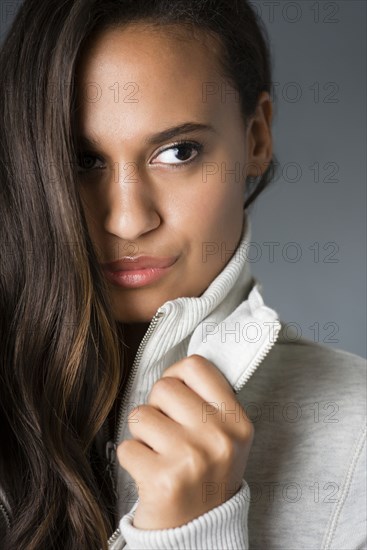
117,354,254,530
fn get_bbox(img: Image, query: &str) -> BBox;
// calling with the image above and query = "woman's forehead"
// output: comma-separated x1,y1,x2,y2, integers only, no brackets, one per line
75,22,225,90
74,24,239,139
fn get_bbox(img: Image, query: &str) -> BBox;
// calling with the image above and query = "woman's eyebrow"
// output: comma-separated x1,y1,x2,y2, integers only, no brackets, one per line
76,135,101,148
77,122,216,149
143,122,217,145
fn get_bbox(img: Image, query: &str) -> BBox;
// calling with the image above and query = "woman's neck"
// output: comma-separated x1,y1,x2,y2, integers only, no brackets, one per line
107,321,150,437
121,321,150,369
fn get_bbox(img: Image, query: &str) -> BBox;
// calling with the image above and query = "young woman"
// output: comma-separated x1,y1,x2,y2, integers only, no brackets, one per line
0,1,365,549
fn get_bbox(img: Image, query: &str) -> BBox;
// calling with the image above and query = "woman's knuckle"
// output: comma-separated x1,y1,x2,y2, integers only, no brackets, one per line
214,432,235,464
151,377,176,396
186,354,208,372
117,439,133,461
239,416,255,441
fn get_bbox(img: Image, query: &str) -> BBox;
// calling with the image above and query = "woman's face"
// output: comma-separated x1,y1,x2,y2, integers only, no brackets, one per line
75,23,272,323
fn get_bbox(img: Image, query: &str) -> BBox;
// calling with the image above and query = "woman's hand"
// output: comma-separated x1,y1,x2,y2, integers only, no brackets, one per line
117,354,254,530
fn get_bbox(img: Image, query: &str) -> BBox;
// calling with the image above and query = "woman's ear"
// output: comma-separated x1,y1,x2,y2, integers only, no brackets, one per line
245,91,273,179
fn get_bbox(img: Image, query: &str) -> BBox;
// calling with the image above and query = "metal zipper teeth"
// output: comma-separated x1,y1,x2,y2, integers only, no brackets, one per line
102,419,119,501
0,500,11,530
113,309,165,477
107,526,121,548
106,309,165,548
103,420,109,445
233,319,282,394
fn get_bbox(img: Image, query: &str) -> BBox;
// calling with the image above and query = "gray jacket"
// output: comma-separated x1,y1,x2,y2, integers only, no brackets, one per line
1,219,366,549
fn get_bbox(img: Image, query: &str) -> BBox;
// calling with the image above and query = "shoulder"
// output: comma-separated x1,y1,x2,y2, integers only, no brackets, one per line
237,322,366,549
240,320,366,430
261,320,366,399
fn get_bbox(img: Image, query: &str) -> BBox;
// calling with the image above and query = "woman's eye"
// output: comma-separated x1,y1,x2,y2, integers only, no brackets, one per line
76,152,104,173
76,141,204,174
151,141,203,167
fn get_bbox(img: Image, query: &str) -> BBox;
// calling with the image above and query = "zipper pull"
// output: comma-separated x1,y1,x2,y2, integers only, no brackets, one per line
105,440,118,499
106,440,116,463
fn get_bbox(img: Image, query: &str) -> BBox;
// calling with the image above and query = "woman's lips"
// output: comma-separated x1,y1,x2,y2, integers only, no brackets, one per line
101,255,178,288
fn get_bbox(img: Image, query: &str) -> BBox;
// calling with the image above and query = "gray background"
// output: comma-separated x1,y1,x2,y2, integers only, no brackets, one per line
1,0,366,358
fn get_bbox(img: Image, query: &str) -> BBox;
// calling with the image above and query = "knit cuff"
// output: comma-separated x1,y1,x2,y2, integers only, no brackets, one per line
118,479,250,550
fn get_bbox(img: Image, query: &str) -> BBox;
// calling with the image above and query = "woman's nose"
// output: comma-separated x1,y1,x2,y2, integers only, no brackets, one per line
103,163,161,241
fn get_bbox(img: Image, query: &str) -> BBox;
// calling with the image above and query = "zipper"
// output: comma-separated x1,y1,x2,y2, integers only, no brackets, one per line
233,319,282,394
106,526,122,548
106,309,165,547
112,309,165,480
0,499,11,531
105,440,118,500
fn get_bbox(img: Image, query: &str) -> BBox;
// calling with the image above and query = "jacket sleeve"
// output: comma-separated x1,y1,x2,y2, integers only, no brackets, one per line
113,479,251,550
2,480,250,550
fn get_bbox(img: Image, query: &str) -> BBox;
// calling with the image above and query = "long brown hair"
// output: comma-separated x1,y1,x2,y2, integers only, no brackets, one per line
0,0,276,547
